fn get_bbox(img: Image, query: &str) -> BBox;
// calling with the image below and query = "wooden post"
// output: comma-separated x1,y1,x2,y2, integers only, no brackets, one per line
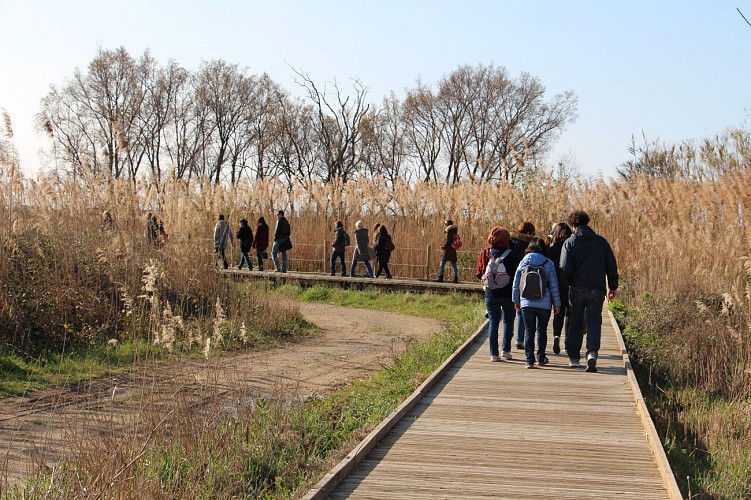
323,240,327,273
426,244,431,280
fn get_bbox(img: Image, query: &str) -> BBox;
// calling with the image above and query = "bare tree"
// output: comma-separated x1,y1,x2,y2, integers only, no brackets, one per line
293,69,371,182
402,82,444,183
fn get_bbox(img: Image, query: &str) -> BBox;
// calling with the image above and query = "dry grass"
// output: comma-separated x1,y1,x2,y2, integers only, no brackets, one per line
2,145,751,495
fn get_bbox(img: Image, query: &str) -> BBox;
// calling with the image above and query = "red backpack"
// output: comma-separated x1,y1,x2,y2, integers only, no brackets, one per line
451,233,463,250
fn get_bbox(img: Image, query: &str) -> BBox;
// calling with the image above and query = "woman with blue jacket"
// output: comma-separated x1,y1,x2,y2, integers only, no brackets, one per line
512,238,561,368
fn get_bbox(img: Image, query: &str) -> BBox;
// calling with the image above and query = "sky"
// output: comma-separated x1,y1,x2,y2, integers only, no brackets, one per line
0,0,749,178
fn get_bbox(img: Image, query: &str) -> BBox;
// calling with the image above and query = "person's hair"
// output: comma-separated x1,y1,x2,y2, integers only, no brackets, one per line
276,210,284,216
257,216,266,225
551,222,572,243
379,225,388,235
487,226,511,248
444,219,454,226
355,220,364,230
517,221,535,235
567,211,590,228
525,237,549,257
240,218,248,225
335,220,343,228
218,214,225,221
373,223,381,232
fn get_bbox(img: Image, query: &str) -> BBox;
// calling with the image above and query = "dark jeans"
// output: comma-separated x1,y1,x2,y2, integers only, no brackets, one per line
567,286,605,361
375,260,392,278
217,247,228,269
330,249,346,275
521,307,552,364
256,249,265,270
350,259,373,278
238,251,253,270
552,287,569,338
485,296,515,356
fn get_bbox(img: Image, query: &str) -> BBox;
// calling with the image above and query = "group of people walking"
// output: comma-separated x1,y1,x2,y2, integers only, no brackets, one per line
211,209,618,374
330,220,395,278
213,210,291,273
478,211,618,373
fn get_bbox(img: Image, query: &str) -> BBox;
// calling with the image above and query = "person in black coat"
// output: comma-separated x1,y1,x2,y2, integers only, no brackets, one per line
236,218,254,270
560,211,619,372
374,225,394,279
330,220,347,276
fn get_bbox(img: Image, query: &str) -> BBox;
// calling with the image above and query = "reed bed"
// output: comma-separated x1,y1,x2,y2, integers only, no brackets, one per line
2,160,751,496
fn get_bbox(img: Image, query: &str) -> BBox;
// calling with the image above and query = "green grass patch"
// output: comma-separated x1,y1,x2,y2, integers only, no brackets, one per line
273,283,483,325
0,341,165,397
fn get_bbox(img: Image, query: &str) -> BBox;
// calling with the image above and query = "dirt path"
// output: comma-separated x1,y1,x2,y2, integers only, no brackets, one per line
0,303,445,484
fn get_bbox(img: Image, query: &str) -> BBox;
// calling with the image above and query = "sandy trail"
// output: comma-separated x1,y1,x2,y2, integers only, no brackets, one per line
0,303,444,484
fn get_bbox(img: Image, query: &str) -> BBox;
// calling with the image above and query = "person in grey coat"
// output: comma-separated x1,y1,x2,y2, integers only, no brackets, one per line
349,220,374,278
213,214,233,269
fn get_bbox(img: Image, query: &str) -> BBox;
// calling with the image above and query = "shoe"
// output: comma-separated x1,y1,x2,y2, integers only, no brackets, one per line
258,267,264,271
433,276,444,283
525,363,535,369
515,342,524,350
536,357,548,367
485,312,489,319
330,272,335,276
500,351,513,360
453,277,459,284
341,273,346,277
237,265,242,270
568,358,581,368
553,336,560,355
490,355,501,362
586,352,598,373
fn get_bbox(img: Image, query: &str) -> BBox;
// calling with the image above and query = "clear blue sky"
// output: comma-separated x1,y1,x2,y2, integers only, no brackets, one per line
1,0,749,178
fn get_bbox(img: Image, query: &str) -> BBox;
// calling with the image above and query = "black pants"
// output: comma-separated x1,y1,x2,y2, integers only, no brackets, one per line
376,261,392,278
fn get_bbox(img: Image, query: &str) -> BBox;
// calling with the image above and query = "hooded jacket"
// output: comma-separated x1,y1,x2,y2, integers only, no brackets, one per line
512,252,561,310
560,225,619,293
441,224,458,262
332,226,346,251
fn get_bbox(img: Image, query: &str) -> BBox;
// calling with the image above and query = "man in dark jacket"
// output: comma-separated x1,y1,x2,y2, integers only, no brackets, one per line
272,210,291,273
330,220,347,276
560,211,618,372
236,219,254,270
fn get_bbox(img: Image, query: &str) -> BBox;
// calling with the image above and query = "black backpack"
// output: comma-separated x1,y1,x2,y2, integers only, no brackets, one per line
520,264,548,300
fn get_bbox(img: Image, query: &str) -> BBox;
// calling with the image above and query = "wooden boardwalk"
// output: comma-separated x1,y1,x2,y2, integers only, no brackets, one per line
306,308,681,499
223,268,483,295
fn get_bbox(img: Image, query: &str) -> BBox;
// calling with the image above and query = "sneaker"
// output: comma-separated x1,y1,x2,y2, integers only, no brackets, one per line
536,356,549,367
568,358,581,368
553,336,561,355
515,342,524,350
586,352,598,373
490,355,501,362
500,351,513,361
525,363,535,369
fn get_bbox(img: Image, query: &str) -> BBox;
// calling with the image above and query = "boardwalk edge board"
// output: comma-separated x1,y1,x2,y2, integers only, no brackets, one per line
301,320,489,500
607,308,683,499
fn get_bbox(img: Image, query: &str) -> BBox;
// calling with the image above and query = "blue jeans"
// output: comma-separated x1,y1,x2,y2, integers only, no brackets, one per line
330,249,345,275
521,307,552,364
350,259,373,278
567,286,605,360
439,260,458,279
515,309,525,344
238,251,253,270
485,296,515,356
271,241,288,272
